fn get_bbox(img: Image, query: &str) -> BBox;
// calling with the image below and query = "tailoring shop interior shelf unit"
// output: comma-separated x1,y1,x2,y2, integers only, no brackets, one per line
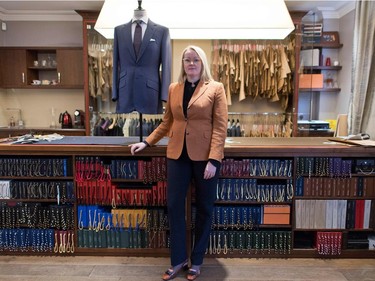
0,156,75,254
75,156,170,252
0,146,374,258
0,154,171,255
201,157,294,257
293,156,375,256
299,39,343,93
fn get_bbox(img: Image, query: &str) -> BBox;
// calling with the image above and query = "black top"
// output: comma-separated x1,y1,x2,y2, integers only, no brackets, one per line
183,79,199,118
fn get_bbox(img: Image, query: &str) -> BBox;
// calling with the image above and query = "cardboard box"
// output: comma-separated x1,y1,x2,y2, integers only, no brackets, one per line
299,74,323,89
263,205,290,225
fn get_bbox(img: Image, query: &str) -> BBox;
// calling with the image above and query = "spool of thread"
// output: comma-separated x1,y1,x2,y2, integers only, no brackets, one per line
325,57,331,66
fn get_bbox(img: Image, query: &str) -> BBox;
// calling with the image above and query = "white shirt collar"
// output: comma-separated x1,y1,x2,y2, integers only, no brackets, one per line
132,16,148,24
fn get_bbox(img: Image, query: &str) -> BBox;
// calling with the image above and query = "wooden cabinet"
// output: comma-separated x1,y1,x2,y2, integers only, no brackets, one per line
0,48,27,87
293,156,375,257
0,154,75,253
0,47,83,89
208,157,293,257
75,156,169,254
0,137,374,258
56,48,84,88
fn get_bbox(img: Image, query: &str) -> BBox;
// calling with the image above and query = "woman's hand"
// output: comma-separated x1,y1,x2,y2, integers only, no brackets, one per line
204,161,217,180
129,142,147,155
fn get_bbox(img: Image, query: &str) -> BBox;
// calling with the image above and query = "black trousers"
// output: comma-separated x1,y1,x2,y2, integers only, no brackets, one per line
167,156,220,266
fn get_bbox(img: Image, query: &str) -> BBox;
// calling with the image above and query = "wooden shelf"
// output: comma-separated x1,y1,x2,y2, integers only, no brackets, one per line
302,43,343,49
299,88,341,92
291,248,375,258
24,84,84,89
28,67,57,70
75,248,170,257
302,66,342,71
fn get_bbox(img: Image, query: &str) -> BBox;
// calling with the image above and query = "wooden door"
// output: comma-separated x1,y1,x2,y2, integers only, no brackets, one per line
0,48,27,88
56,48,84,88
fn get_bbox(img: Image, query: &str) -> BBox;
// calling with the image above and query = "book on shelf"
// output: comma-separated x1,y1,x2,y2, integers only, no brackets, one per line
363,200,371,229
325,200,334,229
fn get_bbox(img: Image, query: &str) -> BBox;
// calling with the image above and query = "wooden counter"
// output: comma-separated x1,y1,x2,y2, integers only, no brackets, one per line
0,136,373,158
1,136,374,259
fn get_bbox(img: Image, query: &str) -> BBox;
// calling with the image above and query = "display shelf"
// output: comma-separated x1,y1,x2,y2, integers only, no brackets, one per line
299,88,341,92
302,66,342,71
0,137,374,258
302,43,343,49
0,155,75,255
297,30,343,135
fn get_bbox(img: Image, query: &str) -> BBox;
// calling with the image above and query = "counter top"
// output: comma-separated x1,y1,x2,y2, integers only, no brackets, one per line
0,126,85,132
0,136,374,158
0,127,86,138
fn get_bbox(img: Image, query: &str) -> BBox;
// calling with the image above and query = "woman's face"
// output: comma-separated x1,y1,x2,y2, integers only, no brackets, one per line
182,49,202,79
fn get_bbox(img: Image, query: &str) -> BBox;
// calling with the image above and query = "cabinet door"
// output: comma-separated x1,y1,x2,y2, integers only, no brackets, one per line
56,48,84,88
0,49,27,87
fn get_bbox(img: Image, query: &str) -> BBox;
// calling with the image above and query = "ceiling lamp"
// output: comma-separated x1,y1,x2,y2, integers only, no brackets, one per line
95,0,295,40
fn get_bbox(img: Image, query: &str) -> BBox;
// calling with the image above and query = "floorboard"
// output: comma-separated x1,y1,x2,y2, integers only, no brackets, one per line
0,256,374,281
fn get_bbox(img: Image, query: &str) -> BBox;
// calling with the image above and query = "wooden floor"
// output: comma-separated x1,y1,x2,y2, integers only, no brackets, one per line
0,255,375,281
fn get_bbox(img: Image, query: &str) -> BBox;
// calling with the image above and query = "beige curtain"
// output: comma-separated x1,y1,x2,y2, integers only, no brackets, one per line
348,0,375,138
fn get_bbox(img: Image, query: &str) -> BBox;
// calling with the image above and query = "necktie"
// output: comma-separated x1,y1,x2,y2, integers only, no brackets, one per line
133,20,142,58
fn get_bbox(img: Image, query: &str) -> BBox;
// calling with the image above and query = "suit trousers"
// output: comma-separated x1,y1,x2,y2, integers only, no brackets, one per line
167,157,220,266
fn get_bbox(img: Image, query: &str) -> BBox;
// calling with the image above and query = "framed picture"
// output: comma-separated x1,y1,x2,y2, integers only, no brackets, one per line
321,32,340,45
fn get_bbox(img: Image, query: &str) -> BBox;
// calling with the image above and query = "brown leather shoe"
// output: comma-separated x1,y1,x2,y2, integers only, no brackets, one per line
186,268,201,281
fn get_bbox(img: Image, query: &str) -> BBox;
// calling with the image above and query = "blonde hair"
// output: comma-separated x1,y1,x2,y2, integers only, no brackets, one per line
177,45,213,84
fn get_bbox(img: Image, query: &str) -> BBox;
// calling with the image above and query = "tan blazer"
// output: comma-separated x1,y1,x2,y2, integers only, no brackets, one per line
145,80,228,162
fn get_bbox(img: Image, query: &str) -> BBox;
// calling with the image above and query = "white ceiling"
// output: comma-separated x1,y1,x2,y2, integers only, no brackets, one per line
0,0,356,21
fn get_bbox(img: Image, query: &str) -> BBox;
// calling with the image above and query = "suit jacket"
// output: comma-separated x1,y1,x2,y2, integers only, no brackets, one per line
112,19,172,114
145,80,228,162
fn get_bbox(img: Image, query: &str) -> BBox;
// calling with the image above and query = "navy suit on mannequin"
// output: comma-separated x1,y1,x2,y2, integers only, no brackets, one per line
112,12,172,114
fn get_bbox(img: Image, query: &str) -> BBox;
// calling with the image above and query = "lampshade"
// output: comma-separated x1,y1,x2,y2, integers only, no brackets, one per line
94,0,295,40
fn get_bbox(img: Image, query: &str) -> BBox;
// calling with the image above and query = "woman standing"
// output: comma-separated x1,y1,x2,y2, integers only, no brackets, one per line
130,45,228,281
